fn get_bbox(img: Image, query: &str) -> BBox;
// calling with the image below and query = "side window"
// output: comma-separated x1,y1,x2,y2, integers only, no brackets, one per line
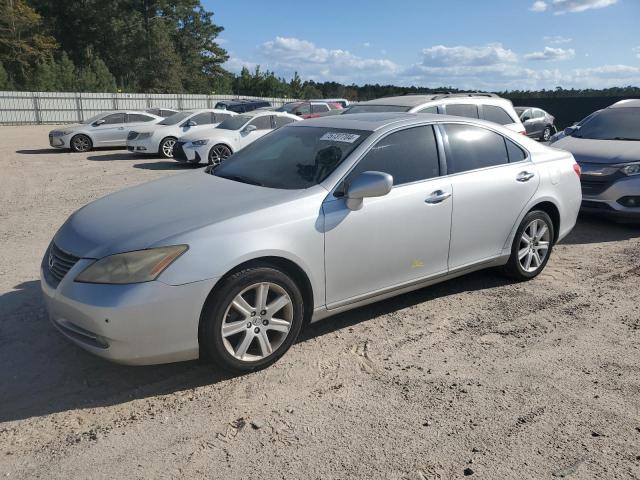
127,114,155,123
347,126,440,186
190,112,214,125
311,104,329,113
296,103,311,115
534,109,545,119
419,106,439,114
521,109,533,121
213,113,231,123
161,110,175,117
443,124,509,174
274,116,296,128
248,116,272,130
100,113,125,125
445,104,479,119
482,105,514,125
506,139,527,162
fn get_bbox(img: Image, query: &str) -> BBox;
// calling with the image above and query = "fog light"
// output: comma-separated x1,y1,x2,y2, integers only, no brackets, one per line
617,196,640,208
136,146,147,151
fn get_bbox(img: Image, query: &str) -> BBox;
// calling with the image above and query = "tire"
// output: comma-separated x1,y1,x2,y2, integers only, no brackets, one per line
159,137,177,158
200,266,305,373
70,134,92,153
208,144,233,166
541,126,552,142
503,210,554,281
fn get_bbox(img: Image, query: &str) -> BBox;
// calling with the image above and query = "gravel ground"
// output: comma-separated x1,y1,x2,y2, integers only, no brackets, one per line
1,125,639,479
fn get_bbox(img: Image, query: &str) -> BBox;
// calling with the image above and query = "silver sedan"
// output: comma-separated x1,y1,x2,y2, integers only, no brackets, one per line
41,113,582,371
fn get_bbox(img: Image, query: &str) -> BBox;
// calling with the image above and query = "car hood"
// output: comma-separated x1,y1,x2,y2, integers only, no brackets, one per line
51,124,83,132
54,171,316,259
553,136,640,164
179,128,232,143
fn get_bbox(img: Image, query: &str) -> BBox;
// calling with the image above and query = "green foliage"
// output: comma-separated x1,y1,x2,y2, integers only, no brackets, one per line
76,53,117,92
0,61,11,89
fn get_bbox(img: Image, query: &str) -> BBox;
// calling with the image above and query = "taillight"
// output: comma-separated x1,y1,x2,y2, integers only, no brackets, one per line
573,163,581,176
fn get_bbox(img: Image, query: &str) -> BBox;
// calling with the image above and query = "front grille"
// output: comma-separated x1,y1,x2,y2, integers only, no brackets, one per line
47,243,80,282
127,131,139,141
173,141,187,162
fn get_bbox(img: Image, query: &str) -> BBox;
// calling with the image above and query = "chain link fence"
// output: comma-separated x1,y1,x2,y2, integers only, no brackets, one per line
0,91,300,125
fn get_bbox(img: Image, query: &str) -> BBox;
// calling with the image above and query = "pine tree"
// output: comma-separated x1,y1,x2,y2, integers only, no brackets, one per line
56,52,76,92
0,61,12,89
29,59,58,91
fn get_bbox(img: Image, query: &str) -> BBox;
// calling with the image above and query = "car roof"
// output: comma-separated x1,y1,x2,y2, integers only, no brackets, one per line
239,110,297,118
216,99,269,105
609,99,640,108
356,93,500,107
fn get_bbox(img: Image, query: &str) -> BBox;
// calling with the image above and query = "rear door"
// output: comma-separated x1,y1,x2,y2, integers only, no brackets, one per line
323,125,452,307
440,123,539,269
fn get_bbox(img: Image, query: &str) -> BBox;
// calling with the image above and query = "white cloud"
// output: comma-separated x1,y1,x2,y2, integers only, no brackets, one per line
530,0,618,15
543,35,572,44
525,47,576,61
420,43,517,67
362,42,371,48
634,46,640,58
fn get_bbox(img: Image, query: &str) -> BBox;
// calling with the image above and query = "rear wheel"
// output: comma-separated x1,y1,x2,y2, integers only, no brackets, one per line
503,210,554,280
541,126,552,142
200,266,304,372
159,137,177,158
208,144,232,166
70,134,92,153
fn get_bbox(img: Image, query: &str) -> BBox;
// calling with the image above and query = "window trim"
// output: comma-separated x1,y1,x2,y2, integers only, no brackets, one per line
435,121,531,178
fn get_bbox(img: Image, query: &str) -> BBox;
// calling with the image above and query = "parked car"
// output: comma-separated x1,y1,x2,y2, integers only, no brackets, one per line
344,93,526,134
309,98,350,108
146,107,179,118
214,99,271,113
126,109,235,158
548,110,601,144
515,107,556,141
174,110,300,165
41,112,581,371
276,101,341,118
48,111,162,152
551,99,640,222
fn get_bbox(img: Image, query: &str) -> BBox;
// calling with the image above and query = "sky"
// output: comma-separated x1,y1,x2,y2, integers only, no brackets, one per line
204,0,640,91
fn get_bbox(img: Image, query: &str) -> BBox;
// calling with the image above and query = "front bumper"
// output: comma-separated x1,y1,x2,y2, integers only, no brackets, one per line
40,257,217,365
174,142,206,164
580,174,640,221
49,133,71,149
126,137,158,155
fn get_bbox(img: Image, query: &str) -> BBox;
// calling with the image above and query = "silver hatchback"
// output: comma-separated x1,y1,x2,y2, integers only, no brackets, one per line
41,113,581,371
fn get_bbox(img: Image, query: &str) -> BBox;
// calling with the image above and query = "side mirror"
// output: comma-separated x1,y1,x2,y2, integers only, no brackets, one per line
242,124,257,133
184,120,197,127
93,119,106,126
563,125,578,136
345,171,393,211
521,116,531,123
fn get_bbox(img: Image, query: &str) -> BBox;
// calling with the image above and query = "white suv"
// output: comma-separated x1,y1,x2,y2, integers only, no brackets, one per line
345,93,525,134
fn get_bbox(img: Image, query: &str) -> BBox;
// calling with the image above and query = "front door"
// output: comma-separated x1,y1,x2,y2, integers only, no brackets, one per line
91,113,126,145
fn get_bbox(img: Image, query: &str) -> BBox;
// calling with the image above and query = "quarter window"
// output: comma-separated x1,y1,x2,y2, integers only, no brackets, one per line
506,139,527,162
445,104,479,119
482,105,514,125
347,126,440,186
443,124,509,174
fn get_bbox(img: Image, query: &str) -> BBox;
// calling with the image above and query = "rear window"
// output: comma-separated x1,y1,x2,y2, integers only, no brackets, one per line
482,105,514,125
344,105,412,114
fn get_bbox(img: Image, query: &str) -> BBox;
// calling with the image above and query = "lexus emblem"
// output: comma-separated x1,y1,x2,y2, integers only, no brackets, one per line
48,251,55,269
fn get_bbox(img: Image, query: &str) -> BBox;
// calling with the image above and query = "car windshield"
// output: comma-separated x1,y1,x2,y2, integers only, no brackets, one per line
217,115,251,130
573,107,640,140
213,126,371,189
344,105,411,114
159,111,194,126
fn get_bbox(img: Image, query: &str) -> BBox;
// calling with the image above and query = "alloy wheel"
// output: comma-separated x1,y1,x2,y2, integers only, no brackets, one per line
72,136,90,152
518,218,551,273
162,139,176,157
209,145,232,166
220,282,293,362
543,127,551,142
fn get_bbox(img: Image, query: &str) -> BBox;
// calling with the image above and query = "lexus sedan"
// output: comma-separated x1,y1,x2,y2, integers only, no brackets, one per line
48,111,162,152
174,110,299,165
41,113,581,371
551,99,640,221
126,109,236,158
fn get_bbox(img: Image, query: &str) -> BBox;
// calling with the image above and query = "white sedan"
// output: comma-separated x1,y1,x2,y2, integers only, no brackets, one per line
174,110,300,165
127,109,236,158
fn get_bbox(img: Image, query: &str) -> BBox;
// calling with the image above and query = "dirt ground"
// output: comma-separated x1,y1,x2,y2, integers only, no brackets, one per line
0,125,639,479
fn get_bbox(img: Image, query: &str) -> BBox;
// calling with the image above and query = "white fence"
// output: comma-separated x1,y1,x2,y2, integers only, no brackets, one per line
0,91,299,125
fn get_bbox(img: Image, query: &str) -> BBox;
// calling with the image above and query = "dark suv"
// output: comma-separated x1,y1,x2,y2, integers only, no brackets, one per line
214,99,271,113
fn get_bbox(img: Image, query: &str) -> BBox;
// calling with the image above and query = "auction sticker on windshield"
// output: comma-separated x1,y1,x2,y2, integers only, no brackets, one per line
320,132,361,143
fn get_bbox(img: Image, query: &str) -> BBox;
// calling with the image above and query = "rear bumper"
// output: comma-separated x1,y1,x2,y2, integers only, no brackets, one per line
40,260,217,365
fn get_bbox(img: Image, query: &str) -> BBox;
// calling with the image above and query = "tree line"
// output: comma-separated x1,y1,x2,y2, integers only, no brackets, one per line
1,0,639,100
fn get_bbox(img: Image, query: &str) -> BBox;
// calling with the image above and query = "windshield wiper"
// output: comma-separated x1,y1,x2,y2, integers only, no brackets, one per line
215,174,263,186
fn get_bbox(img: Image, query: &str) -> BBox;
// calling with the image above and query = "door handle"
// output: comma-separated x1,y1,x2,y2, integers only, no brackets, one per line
516,171,535,182
425,190,452,204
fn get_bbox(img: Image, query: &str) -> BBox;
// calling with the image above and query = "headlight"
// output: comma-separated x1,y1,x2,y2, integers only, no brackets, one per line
191,139,209,146
75,245,188,284
138,132,152,140
620,163,640,176
51,130,73,136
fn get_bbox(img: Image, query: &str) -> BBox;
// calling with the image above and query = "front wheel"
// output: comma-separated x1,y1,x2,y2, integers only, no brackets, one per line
159,137,177,158
200,266,304,372
208,144,232,166
503,210,554,280
70,134,92,153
